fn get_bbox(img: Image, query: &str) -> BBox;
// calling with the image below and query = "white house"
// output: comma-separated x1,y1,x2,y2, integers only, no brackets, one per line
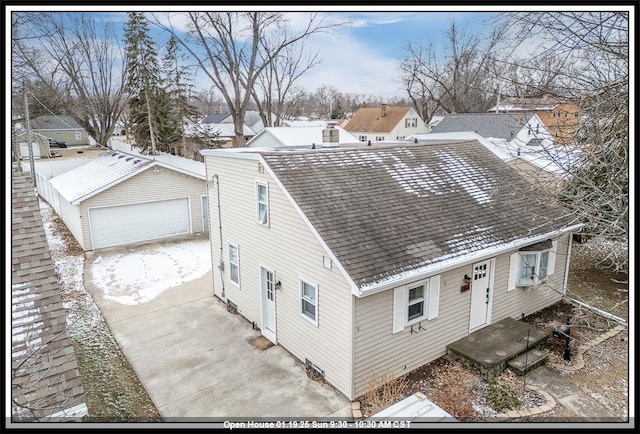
343,105,428,142
200,140,581,401
246,124,359,148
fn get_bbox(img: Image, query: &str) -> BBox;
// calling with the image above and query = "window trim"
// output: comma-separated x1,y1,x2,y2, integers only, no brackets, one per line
405,280,428,326
255,181,269,226
299,278,318,325
392,275,440,334
517,249,550,287
513,242,555,289
228,242,240,287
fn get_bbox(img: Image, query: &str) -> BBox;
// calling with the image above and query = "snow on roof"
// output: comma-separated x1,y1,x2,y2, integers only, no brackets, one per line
408,132,514,161
200,123,255,137
247,126,360,147
281,119,327,127
258,141,576,290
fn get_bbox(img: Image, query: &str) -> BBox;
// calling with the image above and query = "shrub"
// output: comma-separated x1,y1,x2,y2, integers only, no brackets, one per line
488,380,521,412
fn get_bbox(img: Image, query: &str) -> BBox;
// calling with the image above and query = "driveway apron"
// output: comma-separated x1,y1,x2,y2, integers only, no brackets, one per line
83,241,351,420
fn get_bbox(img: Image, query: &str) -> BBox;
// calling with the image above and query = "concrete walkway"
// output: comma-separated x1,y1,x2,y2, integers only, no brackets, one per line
83,246,351,420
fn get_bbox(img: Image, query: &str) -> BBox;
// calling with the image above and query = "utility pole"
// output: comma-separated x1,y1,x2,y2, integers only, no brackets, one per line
23,80,36,187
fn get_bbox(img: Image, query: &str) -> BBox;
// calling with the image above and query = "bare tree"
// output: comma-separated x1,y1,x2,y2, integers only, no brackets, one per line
399,19,504,117
252,40,320,127
153,12,345,147
13,12,127,147
495,12,629,272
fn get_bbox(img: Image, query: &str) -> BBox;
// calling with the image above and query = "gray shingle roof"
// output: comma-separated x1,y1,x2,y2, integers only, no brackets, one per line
201,113,231,124
11,174,86,421
31,115,84,131
430,113,533,140
261,141,575,288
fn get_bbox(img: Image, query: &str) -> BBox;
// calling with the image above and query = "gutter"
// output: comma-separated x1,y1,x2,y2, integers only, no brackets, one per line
355,223,584,297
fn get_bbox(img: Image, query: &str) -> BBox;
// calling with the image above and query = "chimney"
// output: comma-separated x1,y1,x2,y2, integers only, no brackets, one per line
321,122,339,147
380,103,387,117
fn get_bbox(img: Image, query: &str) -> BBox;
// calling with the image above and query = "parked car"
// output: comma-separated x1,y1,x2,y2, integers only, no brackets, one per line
48,138,68,148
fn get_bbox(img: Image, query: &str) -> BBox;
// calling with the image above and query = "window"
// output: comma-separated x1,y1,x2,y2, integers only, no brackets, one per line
228,242,240,286
299,279,318,324
392,275,440,334
396,136,405,140
256,182,269,226
508,240,557,290
376,136,385,141
359,135,368,142
405,118,417,128
407,283,426,322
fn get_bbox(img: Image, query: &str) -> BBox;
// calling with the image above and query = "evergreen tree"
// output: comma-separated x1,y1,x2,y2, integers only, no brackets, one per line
124,12,161,154
160,35,198,155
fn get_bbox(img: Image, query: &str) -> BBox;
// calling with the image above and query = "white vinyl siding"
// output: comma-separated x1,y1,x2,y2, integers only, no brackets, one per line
228,242,240,287
493,235,567,321
205,155,353,399
353,238,568,398
392,276,440,334
78,167,205,250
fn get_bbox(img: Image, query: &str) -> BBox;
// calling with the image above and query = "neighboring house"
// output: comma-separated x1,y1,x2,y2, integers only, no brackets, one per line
37,150,208,251
200,113,233,125
488,96,582,145
425,115,444,132
11,174,87,421
200,140,581,401
281,119,327,127
201,123,256,148
430,113,553,149
410,131,581,193
344,105,428,142
30,114,91,146
246,123,359,148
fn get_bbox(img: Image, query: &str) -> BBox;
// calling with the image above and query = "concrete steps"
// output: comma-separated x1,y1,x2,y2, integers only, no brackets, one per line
507,348,549,375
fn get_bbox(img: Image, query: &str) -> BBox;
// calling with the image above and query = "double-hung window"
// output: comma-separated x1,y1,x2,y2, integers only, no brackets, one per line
256,182,269,226
405,118,417,128
299,279,318,325
228,242,240,287
392,275,440,334
407,283,427,322
509,240,556,290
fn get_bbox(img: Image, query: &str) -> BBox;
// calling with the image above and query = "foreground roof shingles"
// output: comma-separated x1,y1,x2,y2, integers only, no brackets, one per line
11,174,86,421
261,141,575,288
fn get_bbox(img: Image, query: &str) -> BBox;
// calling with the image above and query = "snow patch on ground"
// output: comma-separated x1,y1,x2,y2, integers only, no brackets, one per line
89,240,211,305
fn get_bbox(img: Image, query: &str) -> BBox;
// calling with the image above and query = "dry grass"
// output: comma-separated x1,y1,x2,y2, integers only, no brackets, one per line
361,371,409,415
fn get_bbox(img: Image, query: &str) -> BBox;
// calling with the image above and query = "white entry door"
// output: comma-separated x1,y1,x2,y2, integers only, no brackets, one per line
260,266,277,344
469,260,493,332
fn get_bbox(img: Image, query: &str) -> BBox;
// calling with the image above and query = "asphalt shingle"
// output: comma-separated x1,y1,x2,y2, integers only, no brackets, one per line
260,141,575,288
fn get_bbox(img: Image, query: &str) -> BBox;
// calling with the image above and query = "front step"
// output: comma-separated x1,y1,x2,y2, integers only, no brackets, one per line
507,348,549,375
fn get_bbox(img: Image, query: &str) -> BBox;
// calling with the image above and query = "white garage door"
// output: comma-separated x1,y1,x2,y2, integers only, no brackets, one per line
89,198,190,249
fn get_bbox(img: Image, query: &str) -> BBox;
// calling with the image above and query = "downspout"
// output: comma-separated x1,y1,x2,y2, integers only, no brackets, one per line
562,232,573,296
212,174,225,298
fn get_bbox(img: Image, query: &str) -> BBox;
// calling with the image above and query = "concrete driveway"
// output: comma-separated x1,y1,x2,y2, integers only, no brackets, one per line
83,236,351,420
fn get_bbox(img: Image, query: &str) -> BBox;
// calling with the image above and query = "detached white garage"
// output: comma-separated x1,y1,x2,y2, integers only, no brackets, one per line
48,151,207,251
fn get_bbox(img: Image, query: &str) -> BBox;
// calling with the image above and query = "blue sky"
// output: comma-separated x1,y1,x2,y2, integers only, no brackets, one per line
9,6,501,99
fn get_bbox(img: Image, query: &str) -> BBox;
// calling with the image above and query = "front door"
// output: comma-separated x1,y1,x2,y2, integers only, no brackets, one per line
469,260,493,332
260,266,276,343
